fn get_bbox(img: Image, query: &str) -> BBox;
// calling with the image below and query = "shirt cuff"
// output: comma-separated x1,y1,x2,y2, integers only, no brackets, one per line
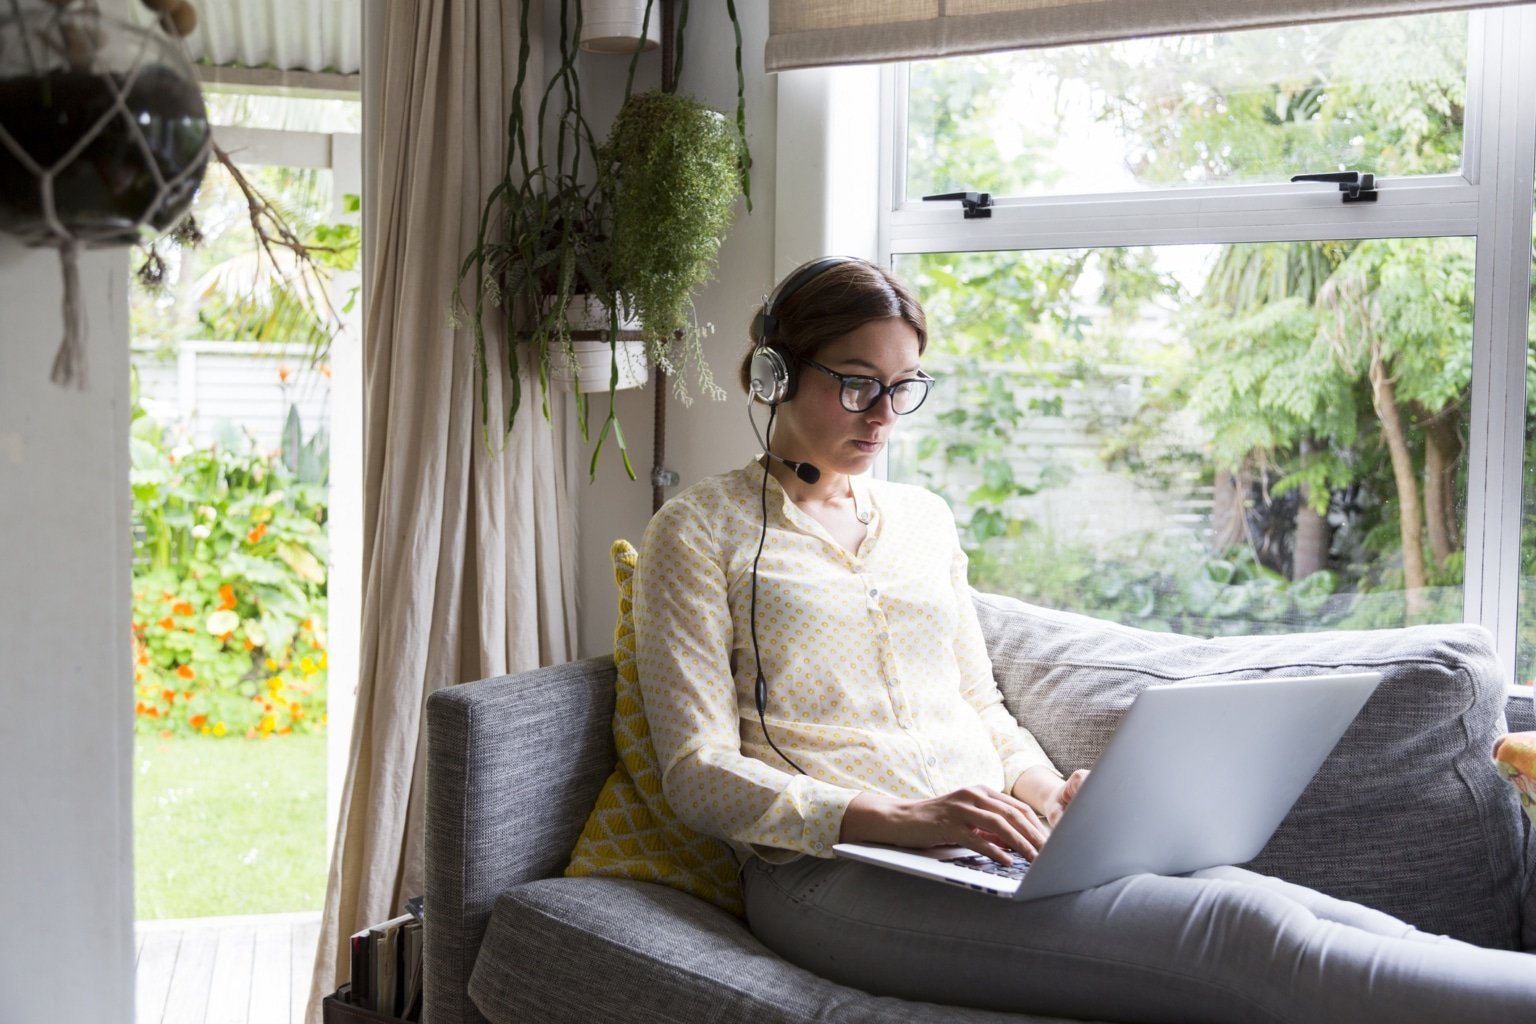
1003,751,1063,796
747,780,863,863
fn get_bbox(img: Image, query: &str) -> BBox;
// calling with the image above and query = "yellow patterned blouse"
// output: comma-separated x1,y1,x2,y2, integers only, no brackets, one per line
634,458,1059,864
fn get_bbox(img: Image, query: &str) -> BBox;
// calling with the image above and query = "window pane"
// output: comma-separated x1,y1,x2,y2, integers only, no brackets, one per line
890,240,1472,635
905,12,1468,201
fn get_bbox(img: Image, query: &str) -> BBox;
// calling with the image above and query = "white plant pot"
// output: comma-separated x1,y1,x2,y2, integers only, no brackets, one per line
551,339,649,393
579,0,661,54
548,295,648,393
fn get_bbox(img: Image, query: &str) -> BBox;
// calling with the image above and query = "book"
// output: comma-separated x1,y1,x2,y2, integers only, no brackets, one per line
348,927,372,1009
368,912,415,1014
399,917,424,1021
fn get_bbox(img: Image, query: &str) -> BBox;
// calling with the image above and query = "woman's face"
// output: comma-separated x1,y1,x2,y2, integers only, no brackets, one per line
773,316,924,480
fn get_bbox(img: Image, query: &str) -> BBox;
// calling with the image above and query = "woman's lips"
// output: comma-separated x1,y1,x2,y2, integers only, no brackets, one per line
851,438,883,453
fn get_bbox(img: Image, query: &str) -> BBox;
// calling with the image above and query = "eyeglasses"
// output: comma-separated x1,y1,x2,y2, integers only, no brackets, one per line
799,358,935,415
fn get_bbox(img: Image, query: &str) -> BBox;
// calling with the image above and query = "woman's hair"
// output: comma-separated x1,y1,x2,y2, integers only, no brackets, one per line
739,259,927,394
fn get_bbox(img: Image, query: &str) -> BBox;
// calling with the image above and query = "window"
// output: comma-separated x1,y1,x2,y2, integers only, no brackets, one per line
878,8,1536,682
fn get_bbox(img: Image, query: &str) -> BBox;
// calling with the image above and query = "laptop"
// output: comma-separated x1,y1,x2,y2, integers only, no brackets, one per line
833,671,1382,901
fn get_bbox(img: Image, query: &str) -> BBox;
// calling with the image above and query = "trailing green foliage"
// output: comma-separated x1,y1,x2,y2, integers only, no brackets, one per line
604,90,736,405
455,0,749,479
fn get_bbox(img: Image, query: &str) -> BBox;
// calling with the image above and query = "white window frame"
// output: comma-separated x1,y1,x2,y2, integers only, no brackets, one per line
778,6,1536,683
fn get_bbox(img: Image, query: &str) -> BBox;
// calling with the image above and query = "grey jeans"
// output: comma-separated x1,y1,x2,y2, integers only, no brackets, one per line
742,856,1536,1023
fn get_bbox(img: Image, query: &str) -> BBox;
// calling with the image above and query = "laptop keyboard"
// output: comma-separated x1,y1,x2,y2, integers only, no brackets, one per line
940,853,1031,882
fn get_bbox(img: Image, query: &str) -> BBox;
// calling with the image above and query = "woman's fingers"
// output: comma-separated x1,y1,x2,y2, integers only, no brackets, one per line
947,789,1048,864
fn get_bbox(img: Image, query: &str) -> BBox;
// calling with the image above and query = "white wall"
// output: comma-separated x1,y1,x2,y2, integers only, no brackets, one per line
569,2,780,656
0,242,135,1022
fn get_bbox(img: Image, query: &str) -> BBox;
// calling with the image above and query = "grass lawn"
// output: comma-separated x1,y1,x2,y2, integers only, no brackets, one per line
134,732,328,920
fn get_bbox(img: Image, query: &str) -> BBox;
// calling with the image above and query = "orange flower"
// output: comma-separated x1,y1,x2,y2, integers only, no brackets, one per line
160,591,175,602
247,523,268,544
158,617,176,630
278,364,292,384
172,601,195,616
243,637,255,651
219,631,233,644
161,688,176,702
218,584,237,611
144,706,160,719
160,729,173,739
320,364,332,379
176,665,195,680
189,714,207,728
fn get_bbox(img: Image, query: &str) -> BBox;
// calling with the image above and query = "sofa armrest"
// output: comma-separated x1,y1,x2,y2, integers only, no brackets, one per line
424,657,618,1024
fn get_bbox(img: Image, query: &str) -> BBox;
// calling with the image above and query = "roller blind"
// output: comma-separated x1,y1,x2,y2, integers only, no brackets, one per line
765,0,1530,71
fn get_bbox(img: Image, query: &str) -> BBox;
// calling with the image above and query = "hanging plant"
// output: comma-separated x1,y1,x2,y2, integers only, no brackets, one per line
602,89,737,408
455,0,750,480
0,0,211,387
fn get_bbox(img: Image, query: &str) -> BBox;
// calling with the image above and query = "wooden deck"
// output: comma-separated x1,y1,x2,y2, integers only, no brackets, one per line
135,911,322,1024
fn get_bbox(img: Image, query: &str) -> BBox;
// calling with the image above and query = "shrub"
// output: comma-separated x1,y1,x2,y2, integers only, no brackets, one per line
130,400,328,739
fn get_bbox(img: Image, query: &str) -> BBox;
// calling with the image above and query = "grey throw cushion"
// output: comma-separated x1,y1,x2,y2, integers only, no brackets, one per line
469,877,1090,1024
974,591,1527,950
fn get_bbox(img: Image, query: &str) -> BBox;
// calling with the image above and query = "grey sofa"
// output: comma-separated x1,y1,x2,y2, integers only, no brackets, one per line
424,592,1536,1024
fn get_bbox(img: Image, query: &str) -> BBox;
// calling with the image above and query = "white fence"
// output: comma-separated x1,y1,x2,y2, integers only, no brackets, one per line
132,341,331,450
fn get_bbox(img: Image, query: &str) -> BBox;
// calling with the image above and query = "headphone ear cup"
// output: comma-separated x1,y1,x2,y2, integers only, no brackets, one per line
749,346,794,405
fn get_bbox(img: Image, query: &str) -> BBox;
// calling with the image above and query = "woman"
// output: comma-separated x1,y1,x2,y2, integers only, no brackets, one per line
631,257,1536,1022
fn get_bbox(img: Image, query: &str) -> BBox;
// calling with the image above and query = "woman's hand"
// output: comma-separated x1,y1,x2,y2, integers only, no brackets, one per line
840,786,1052,865
1023,768,1090,828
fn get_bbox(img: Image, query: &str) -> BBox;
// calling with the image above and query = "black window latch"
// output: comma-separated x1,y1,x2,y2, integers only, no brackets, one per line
1290,171,1378,203
922,190,993,218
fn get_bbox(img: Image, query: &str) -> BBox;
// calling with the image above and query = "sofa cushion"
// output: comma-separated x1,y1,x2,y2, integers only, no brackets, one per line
469,877,1096,1024
563,540,744,914
974,591,1528,950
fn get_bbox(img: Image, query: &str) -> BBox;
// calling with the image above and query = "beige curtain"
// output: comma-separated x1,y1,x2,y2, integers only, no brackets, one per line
766,0,1531,70
306,0,576,1019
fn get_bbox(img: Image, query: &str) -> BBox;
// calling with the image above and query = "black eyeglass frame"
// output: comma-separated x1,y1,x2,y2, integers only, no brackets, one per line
798,357,936,415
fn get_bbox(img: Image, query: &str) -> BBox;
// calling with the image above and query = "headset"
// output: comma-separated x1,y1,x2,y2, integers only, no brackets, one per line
748,255,859,409
746,256,863,777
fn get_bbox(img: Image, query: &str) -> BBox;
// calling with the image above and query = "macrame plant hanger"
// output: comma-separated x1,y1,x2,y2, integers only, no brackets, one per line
0,0,209,388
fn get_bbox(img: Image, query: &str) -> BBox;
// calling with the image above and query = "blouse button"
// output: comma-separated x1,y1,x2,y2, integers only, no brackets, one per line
926,756,937,767
868,588,878,598
813,841,825,851
878,632,889,641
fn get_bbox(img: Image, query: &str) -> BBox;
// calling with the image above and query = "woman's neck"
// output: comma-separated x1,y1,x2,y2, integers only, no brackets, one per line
763,456,848,507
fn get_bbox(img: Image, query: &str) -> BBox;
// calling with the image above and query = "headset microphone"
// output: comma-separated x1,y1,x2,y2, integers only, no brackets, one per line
766,449,821,485
746,389,821,484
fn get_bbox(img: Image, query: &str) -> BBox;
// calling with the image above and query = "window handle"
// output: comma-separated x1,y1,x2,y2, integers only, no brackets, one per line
1291,171,1378,203
922,190,993,218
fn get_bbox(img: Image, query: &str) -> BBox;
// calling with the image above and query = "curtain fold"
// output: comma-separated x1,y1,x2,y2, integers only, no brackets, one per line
765,0,1530,70
306,0,575,1019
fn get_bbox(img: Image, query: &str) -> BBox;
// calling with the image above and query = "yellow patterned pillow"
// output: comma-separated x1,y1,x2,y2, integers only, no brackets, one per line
564,539,744,916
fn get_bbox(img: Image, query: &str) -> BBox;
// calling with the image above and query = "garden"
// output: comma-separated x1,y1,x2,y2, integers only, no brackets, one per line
130,386,332,919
